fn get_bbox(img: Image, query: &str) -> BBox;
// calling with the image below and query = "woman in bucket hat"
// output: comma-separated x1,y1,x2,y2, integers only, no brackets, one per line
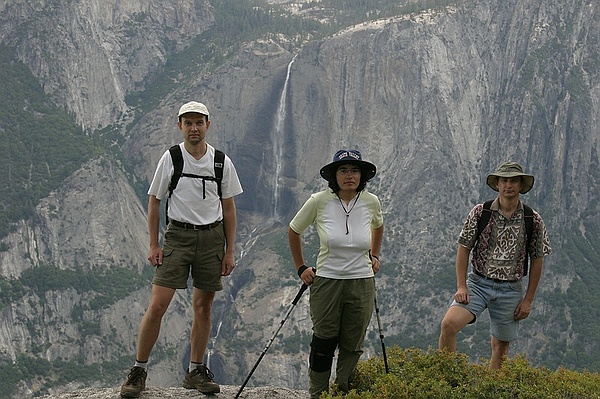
288,149,384,398
438,161,551,369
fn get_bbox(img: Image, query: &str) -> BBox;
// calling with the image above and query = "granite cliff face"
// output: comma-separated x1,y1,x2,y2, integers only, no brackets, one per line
0,0,599,397
0,0,213,130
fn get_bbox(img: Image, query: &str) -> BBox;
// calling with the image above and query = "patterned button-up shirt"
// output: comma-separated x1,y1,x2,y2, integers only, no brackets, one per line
457,199,552,281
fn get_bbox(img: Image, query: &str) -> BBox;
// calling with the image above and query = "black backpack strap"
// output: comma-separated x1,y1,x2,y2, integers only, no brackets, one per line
523,204,534,276
475,200,494,243
178,149,225,199
165,145,184,225
168,145,184,198
214,149,225,199
165,146,225,225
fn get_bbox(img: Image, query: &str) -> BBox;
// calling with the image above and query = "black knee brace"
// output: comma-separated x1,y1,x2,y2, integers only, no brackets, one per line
309,335,338,372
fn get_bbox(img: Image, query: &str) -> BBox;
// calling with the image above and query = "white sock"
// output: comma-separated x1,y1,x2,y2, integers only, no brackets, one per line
134,360,148,370
189,361,203,372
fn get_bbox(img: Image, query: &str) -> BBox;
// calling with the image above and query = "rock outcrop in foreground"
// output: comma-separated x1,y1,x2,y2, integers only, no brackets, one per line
38,385,308,399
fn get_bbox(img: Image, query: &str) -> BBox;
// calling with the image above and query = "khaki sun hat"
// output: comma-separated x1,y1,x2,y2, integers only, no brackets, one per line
178,101,209,118
486,161,535,194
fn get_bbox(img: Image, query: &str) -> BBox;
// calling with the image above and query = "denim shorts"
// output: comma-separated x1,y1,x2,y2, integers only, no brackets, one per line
152,222,225,291
451,272,523,342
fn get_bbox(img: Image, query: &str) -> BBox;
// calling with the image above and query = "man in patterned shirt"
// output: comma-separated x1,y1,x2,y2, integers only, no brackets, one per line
438,161,552,369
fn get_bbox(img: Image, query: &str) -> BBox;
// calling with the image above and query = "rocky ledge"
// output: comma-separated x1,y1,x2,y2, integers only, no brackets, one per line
38,385,308,399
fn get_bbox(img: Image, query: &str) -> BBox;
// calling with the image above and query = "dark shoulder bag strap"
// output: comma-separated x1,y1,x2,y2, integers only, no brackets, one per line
475,200,494,243
523,204,534,276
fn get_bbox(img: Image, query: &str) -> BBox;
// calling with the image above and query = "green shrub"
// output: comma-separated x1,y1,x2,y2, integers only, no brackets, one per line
322,347,600,399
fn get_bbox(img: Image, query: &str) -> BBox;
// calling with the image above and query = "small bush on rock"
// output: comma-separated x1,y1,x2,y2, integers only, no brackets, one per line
321,347,600,399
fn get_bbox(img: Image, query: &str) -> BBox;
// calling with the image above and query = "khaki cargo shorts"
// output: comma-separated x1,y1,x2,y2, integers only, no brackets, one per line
152,222,225,291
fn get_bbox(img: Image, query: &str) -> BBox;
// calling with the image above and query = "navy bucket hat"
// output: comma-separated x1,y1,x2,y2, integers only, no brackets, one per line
320,149,377,182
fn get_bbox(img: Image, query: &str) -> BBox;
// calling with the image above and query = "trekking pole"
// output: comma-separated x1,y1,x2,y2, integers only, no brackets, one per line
374,289,389,373
235,283,309,399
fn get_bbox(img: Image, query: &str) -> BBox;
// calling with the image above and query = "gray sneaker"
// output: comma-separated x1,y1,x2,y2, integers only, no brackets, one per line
120,366,147,398
182,364,221,394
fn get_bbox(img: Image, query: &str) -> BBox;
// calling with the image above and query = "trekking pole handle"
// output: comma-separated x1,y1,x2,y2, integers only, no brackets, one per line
294,267,314,303
292,283,308,305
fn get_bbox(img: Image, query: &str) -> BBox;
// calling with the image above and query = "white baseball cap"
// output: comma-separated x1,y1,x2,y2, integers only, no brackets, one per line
178,101,209,118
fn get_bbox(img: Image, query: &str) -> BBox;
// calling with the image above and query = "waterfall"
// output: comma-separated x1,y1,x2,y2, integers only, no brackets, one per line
272,56,296,217
190,56,298,380
205,320,223,370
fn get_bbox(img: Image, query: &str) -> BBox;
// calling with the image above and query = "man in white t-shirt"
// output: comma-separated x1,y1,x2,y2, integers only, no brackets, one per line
121,101,243,398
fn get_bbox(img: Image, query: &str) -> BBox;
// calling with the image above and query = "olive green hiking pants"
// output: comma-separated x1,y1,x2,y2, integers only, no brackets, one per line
308,276,375,398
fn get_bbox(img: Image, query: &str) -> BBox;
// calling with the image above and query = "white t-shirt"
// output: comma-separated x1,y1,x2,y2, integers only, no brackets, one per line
148,143,243,225
289,189,383,279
